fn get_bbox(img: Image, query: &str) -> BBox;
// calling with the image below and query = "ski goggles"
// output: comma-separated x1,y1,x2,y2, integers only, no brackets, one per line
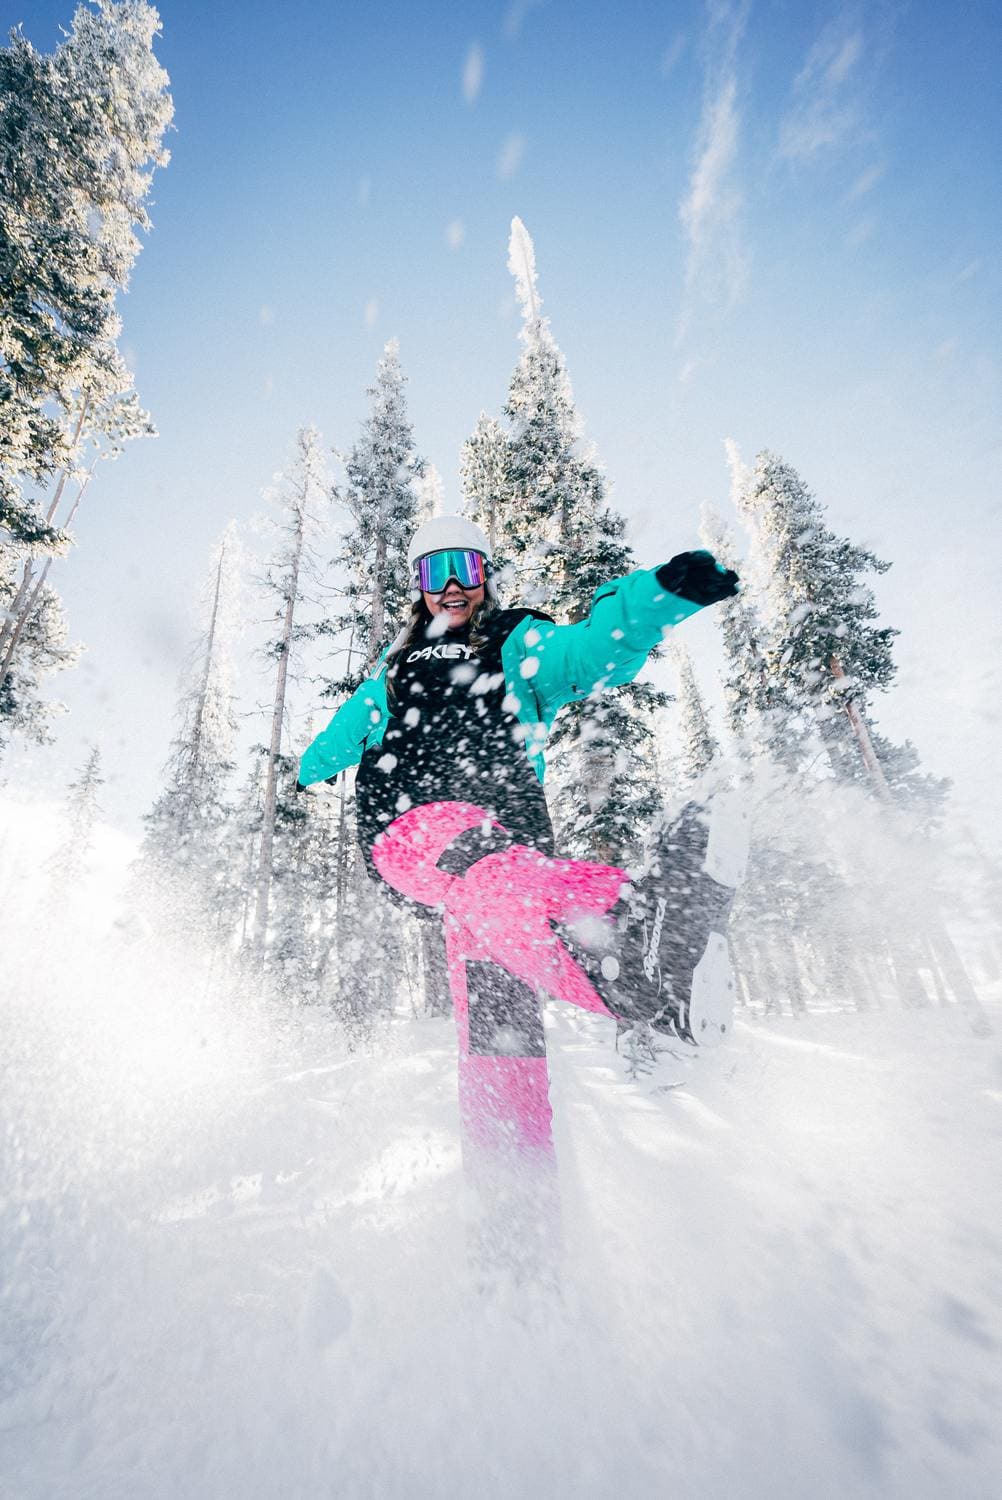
415,548,487,594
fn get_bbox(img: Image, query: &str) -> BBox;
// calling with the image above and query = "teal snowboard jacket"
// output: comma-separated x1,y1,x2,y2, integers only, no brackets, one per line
298,565,703,790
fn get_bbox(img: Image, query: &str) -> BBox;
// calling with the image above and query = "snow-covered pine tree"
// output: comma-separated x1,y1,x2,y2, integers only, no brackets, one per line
0,354,155,707
858,736,984,1020
261,753,314,1001
415,463,444,524
498,218,665,863
670,641,720,785
252,427,332,956
44,744,104,914
699,503,802,766
259,707,350,1005
499,217,580,611
731,455,962,1012
307,348,428,1019
325,341,425,694
357,439,454,1015
459,413,518,576
698,504,864,1015
737,451,898,788
544,508,668,865
225,756,267,954
867,730,951,834
134,524,241,946
0,581,79,755
0,4,171,738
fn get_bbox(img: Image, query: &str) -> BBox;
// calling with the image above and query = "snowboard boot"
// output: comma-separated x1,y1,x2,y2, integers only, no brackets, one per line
563,789,749,1046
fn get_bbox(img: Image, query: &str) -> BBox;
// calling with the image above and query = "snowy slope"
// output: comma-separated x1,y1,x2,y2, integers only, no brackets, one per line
2,922,1000,1500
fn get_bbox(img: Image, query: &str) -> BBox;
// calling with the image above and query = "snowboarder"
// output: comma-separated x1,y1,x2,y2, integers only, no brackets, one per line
298,517,743,1155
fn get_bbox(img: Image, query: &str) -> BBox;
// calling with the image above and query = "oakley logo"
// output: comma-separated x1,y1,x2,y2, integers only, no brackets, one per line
406,643,476,663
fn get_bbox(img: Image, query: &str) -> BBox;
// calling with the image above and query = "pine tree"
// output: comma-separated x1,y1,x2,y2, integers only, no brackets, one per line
261,710,349,1005
499,217,585,611
261,754,313,999
0,580,79,754
0,1,172,534
700,500,865,1015
737,451,898,787
134,524,241,945
45,744,104,912
700,503,801,763
415,463,444,524
225,756,267,955
544,505,668,864
0,2,171,737
726,456,969,1015
325,341,425,693
305,347,429,1019
497,218,666,863
459,412,517,573
670,642,720,785
0,354,155,708
868,730,951,833
252,427,332,955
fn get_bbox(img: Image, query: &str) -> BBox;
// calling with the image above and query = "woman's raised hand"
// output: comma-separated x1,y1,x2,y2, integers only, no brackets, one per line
656,550,739,606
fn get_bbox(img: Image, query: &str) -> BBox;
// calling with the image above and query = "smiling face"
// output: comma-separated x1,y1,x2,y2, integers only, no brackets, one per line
422,580,485,629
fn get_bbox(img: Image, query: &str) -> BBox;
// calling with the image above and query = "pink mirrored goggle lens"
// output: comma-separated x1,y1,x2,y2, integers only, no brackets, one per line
416,548,486,593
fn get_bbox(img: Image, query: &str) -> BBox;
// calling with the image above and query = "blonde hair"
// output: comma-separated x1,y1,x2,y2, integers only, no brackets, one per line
385,597,499,706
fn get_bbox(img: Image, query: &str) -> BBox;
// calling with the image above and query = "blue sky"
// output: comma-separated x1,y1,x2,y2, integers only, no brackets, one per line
4,0,1000,842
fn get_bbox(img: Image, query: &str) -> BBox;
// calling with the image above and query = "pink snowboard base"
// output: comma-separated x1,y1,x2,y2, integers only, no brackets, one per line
372,800,628,1162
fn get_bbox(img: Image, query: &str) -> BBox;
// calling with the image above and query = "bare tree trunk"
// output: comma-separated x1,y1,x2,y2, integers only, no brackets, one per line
399,923,421,1016
0,565,36,665
0,401,90,664
854,950,886,1010
41,400,90,528
366,529,388,673
727,922,753,1005
486,492,497,557
239,823,258,952
920,934,950,1006
976,942,1000,985
421,920,450,1017
0,561,51,684
253,507,306,952
886,931,929,1008
332,628,359,959
753,934,786,1016
829,655,892,802
0,467,95,684
781,941,808,1014
177,536,229,844
927,921,993,1035
333,775,350,947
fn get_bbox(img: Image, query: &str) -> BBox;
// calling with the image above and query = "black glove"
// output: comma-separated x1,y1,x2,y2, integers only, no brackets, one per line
656,549,739,606
294,779,308,793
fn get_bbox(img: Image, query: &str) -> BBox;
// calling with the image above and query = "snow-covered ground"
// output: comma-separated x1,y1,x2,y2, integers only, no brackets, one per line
2,897,1000,1499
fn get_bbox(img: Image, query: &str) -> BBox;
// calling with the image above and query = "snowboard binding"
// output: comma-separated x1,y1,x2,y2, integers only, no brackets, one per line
567,789,750,1047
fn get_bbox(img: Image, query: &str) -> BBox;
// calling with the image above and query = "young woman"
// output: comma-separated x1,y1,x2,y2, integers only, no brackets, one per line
298,516,743,1153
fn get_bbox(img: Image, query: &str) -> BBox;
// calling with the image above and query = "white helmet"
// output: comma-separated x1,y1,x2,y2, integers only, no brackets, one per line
406,514,492,571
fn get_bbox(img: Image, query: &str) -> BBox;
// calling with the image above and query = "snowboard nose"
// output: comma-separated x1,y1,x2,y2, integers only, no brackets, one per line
370,800,498,905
